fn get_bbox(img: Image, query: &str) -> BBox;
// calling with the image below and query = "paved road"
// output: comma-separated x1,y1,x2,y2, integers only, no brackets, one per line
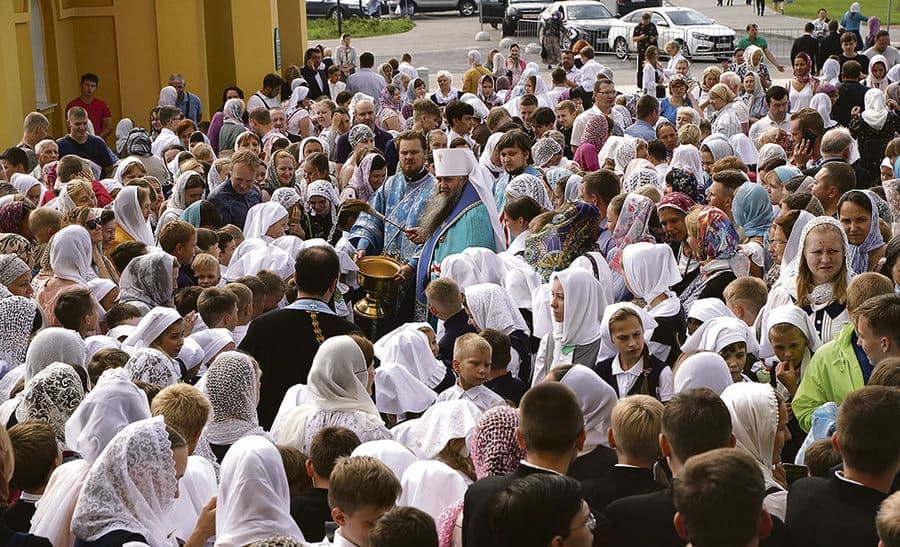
320,0,897,93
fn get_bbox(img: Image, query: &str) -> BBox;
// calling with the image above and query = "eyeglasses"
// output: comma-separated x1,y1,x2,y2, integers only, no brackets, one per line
85,219,100,230
770,239,788,248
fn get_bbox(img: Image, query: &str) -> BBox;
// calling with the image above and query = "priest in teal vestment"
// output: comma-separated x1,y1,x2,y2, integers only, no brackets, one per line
413,148,506,320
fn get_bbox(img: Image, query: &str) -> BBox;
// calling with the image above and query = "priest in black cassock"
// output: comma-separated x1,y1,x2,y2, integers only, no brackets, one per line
240,245,358,429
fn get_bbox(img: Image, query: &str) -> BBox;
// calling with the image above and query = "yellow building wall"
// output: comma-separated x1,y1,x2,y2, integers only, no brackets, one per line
0,0,307,149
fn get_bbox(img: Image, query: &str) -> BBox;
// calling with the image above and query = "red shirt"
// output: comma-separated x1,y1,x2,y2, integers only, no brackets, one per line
65,97,112,136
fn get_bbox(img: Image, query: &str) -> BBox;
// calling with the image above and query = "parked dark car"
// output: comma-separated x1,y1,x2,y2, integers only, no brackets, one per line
481,0,555,36
613,0,661,17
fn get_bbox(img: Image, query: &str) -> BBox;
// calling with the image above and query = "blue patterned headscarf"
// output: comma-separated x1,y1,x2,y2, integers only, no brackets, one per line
179,200,202,228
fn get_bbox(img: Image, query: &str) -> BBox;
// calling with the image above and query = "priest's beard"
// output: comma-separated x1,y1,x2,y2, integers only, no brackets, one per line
419,182,465,238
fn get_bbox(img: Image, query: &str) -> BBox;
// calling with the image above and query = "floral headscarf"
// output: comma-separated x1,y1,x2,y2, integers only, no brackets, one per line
793,52,815,85
658,192,696,216
523,201,601,281
695,206,739,262
609,193,656,272
623,169,660,193
0,233,33,265
0,202,26,236
223,98,245,125
668,167,705,204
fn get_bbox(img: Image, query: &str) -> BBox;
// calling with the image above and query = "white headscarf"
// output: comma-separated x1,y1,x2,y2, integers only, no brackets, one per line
757,304,822,360
621,242,682,305
216,435,304,546
569,251,616,305
861,87,889,130
502,265,543,310
10,173,43,202
810,94,838,129
398,460,468,522
670,144,704,179
439,254,480,289
549,268,609,347
66,367,151,463
673,352,734,395
113,185,155,245
188,328,235,368
479,132,504,175
223,244,294,281
0,297,39,375
16,362,85,451
819,58,840,86
124,306,182,349
275,336,382,447
374,362,436,416
50,225,94,285
866,55,889,91
373,325,446,389
391,400,482,459
720,382,784,494
681,316,759,355
464,283,529,335
25,327,87,382
462,246,508,285
71,417,179,546
158,171,198,231
158,86,178,106
351,440,418,481
729,134,758,166
203,351,266,446
243,201,289,241
559,364,617,450
113,156,146,185
687,298,735,322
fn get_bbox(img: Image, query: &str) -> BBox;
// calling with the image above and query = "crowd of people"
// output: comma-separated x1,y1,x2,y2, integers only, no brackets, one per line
0,13,898,546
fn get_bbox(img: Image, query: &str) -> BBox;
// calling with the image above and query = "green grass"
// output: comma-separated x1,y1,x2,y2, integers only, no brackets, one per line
773,0,893,24
307,17,415,40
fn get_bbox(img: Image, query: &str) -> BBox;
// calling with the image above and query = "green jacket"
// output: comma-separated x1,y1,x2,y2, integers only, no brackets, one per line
792,323,865,432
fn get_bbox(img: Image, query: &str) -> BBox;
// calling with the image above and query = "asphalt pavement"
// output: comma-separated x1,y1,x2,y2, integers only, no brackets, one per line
321,0,897,93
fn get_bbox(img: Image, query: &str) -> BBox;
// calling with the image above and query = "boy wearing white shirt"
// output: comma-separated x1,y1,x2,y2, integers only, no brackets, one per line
435,333,503,411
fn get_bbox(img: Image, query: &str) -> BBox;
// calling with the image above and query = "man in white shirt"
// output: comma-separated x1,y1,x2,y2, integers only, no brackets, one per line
748,85,791,147
151,105,183,157
247,73,284,111
560,50,582,89
864,30,900,67
579,46,604,91
571,78,616,149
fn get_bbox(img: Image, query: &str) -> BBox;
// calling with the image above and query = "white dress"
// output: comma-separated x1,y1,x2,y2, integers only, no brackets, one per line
788,80,815,113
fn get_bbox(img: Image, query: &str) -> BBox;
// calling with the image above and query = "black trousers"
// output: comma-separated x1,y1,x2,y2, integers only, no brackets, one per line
636,49,645,87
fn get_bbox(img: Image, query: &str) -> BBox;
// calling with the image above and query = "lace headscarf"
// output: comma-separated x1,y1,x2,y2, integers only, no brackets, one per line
16,363,85,451
0,296,39,376
271,187,302,212
609,193,656,272
463,283,529,335
71,416,179,546
125,347,180,387
118,253,177,309
470,405,523,478
203,351,266,446
216,435,304,546
25,327,87,382
531,138,563,169
506,173,553,211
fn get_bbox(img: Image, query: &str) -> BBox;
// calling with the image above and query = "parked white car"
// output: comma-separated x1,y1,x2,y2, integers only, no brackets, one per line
605,7,735,61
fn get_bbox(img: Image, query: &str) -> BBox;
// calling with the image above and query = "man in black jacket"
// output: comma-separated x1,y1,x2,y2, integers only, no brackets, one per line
462,382,587,547
300,47,330,100
791,23,820,73
602,389,735,547
817,20,841,69
831,60,867,127
785,386,900,547
239,245,358,429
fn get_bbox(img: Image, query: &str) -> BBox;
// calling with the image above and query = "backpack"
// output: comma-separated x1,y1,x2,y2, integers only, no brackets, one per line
124,127,152,156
